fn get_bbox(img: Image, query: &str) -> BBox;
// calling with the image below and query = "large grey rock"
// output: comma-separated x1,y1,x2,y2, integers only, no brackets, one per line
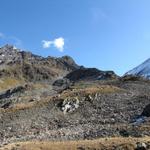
142,103,150,117
0,85,25,100
136,142,147,150
61,97,79,114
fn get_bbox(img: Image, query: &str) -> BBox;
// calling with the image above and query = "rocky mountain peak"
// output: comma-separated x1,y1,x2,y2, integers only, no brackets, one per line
0,44,21,65
0,44,79,82
61,55,76,64
125,58,150,79
1,44,13,51
0,44,19,53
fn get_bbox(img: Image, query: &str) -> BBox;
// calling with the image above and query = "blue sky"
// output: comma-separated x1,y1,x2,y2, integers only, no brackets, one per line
0,0,150,75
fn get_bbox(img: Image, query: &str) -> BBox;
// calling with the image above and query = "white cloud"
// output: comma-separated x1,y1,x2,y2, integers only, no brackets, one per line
53,37,64,52
42,37,65,52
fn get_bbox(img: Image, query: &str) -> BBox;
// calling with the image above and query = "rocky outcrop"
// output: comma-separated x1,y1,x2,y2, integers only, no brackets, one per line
120,75,146,82
136,142,147,150
52,78,72,93
61,97,79,114
0,85,27,109
0,85,25,100
142,104,150,117
66,68,118,81
53,78,71,87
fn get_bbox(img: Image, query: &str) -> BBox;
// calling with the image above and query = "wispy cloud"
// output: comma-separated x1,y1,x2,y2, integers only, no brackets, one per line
42,37,65,52
0,32,5,38
92,8,107,22
42,40,53,48
90,7,116,26
0,32,22,48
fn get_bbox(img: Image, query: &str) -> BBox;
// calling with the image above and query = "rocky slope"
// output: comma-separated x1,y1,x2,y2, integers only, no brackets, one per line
0,44,79,82
0,45,150,149
1,77,150,148
0,45,118,109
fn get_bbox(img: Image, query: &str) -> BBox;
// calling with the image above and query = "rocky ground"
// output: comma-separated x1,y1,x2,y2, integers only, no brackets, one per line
0,78,150,147
0,45,150,149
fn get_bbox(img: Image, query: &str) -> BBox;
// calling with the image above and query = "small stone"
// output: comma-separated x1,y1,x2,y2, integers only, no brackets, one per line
136,142,147,150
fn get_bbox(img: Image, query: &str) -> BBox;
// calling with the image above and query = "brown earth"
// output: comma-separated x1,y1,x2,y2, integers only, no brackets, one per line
1,137,150,150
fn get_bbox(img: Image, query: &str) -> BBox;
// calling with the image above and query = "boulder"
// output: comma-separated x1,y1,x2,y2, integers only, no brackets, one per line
53,78,70,87
61,97,79,114
0,85,25,100
142,103,150,117
136,142,147,150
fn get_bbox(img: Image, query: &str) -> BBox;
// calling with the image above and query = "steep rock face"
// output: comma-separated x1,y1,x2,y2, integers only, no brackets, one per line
0,44,22,65
125,58,150,79
0,85,26,100
142,103,150,117
0,45,79,82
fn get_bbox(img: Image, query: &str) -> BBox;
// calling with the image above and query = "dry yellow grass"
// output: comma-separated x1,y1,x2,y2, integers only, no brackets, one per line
0,98,48,113
0,77,25,91
31,83,49,90
1,137,150,150
61,85,124,98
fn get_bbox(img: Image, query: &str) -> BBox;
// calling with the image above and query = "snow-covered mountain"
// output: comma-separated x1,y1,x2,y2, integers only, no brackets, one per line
125,58,150,79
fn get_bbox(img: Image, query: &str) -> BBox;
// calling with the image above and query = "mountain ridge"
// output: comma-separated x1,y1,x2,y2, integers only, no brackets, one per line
126,58,150,79
0,44,79,82
0,44,150,149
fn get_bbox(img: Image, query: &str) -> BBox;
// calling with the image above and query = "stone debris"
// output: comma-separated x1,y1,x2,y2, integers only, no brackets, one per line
136,142,147,150
62,97,79,114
